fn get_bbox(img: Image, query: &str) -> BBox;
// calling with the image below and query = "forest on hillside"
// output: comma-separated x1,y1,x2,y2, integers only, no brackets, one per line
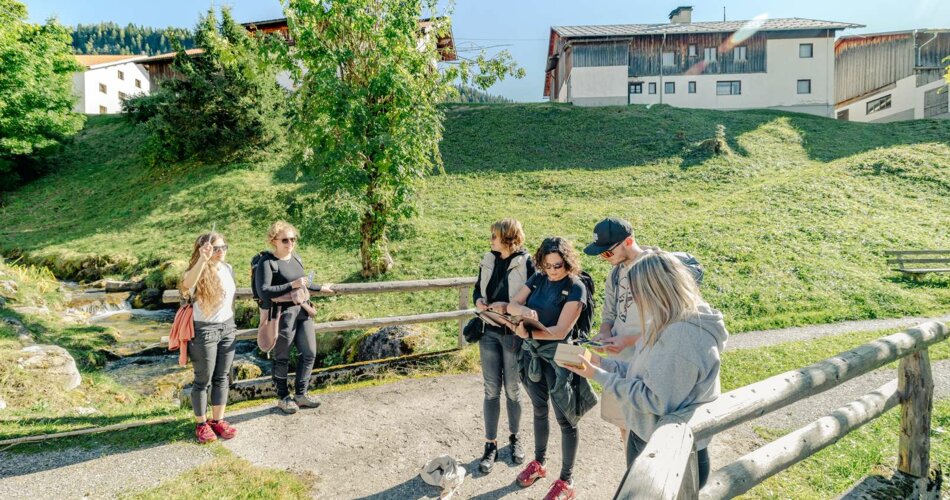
71,22,194,55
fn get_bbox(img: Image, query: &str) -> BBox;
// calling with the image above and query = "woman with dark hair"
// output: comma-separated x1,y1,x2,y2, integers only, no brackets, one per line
473,218,536,473
505,237,589,500
180,231,238,444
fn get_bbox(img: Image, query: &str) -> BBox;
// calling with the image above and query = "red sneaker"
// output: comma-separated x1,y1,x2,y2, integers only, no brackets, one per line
544,479,576,500
208,419,237,440
517,460,547,487
195,422,217,444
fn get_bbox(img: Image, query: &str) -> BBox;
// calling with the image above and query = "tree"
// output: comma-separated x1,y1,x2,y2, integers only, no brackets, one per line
283,0,524,277
127,7,287,165
0,0,84,187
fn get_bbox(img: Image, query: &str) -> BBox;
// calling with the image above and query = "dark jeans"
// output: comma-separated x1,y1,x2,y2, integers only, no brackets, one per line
272,305,317,398
188,319,237,417
626,431,711,488
479,328,522,441
523,358,578,482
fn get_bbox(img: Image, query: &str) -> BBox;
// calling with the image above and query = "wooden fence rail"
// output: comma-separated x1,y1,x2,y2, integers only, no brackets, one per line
614,320,948,499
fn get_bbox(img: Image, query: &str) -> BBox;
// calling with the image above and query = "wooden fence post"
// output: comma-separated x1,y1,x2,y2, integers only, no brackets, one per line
898,349,933,477
458,286,468,348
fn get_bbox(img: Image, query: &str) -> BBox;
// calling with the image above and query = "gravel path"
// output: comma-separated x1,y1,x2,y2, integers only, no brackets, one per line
0,315,946,499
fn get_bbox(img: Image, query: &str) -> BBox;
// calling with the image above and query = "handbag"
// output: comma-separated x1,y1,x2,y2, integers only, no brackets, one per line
257,305,282,353
462,317,484,343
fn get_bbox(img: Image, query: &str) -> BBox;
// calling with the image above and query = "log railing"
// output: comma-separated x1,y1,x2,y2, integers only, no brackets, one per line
614,320,947,499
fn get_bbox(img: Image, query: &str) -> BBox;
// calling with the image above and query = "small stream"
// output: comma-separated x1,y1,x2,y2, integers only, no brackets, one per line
61,282,269,403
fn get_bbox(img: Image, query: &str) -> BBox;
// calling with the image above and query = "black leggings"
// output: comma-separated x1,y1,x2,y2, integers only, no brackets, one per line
626,431,710,487
271,305,317,398
523,359,578,482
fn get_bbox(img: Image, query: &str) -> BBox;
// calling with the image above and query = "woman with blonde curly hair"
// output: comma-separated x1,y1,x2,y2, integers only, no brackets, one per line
256,221,334,414
180,231,238,444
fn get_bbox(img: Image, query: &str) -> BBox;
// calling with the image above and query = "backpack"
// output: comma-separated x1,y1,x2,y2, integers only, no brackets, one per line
568,271,597,339
610,251,704,291
250,251,304,308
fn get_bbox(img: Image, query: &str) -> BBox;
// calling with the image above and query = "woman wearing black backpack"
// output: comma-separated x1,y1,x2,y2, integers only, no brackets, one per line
472,218,536,474
256,221,334,414
504,237,596,500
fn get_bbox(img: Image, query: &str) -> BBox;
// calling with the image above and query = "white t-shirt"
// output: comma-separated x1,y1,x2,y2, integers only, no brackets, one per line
192,263,236,323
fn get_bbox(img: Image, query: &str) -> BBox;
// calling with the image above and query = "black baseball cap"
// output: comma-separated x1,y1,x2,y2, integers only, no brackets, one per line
583,217,633,255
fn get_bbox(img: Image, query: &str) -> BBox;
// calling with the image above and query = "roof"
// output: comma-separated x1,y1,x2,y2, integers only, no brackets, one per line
137,48,205,64
552,18,864,38
74,54,143,69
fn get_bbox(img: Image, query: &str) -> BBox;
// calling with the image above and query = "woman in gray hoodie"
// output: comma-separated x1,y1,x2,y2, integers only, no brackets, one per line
564,250,728,488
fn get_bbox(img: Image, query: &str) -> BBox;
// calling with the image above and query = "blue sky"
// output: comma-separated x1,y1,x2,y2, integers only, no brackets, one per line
26,0,950,102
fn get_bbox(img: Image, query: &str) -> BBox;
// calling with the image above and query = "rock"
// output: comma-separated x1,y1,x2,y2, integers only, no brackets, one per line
17,344,82,391
230,360,263,381
2,317,34,344
11,305,50,316
104,280,145,293
74,406,98,415
132,288,164,310
0,280,17,295
354,325,424,362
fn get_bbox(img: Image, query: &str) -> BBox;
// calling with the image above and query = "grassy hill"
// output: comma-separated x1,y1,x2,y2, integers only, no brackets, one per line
1,104,948,336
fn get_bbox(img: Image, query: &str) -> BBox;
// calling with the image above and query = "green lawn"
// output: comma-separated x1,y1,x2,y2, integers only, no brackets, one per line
2,104,948,339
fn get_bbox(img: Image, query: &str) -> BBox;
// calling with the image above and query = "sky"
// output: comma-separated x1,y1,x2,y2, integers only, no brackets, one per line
25,0,950,102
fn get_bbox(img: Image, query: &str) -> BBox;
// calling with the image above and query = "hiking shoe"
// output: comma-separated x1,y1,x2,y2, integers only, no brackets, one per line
478,441,499,473
195,422,217,444
543,479,576,500
277,396,299,414
295,393,321,409
517,460,547,487
509,434,525,464
208,419,237,440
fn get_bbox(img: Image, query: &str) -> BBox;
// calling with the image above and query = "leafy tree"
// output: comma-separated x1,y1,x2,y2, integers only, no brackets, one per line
283,0,524,276
126,7,287,164
0,0,84,188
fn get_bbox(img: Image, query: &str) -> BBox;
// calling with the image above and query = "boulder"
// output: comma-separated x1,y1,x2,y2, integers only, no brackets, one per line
354,325,425,362
17,344,82,391
2,317,34,344
230,360,263,381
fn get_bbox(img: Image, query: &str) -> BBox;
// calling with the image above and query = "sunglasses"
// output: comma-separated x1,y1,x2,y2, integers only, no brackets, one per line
600,240,623,259
542,261,565,270
274,237,297,244
212,245,228,253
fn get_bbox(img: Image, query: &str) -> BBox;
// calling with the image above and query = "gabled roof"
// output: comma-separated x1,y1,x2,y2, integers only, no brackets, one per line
74,54,144,69
552,18,863,38
136,48,205,64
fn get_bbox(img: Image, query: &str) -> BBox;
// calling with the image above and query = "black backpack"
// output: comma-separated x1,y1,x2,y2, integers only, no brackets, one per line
555,271,596,340
250,251,305,308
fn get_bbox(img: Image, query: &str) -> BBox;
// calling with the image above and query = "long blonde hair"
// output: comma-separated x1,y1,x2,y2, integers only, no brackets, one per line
182,232,226,313
630,250,703,347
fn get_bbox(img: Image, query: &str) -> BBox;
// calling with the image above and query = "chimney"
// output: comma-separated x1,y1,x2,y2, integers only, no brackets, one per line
668,6,693,24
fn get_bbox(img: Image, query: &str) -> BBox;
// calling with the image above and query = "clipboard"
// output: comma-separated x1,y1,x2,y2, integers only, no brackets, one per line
474,310,552,335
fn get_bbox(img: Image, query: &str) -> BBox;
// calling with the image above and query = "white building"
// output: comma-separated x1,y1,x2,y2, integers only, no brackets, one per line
543,6,862,117
835,30,949,122
73,55,151,115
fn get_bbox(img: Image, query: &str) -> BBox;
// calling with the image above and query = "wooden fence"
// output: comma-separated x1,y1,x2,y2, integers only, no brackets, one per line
614,320,947,499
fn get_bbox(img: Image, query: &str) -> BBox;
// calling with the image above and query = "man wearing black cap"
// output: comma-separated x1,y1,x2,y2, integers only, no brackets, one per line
583,217,647,445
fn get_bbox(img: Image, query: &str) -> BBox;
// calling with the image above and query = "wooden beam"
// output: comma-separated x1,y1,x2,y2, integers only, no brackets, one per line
687,321,947,442
0,416,180,448
161,277,477,303
614,413,698,499
699,380,900,499
898,350,933,477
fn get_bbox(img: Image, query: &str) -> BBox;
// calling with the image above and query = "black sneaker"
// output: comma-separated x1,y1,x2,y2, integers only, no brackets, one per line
509,434,525,464
478,441,499,473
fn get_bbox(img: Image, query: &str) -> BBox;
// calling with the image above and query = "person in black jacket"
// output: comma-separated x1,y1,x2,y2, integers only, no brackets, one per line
473,218,536,473
257,221,334,414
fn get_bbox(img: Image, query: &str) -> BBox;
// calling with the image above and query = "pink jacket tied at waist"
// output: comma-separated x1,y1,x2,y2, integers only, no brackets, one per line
168,304,195,366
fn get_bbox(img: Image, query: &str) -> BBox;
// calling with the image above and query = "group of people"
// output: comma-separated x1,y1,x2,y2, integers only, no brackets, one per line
471,217,727,500
176,215,728,500
179,220,333,444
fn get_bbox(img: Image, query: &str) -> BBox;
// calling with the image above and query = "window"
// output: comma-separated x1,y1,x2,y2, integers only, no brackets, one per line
118,91,128,101
688,44,697,57
704,47,717,62
734,46,747,62
99,105,107,114
117,70,124,80
664,82,675,94
836,109,849,121
135,79,142,89
648,82,657,94
662,51,675,67
866,94,892,114
716,81,741,95
799,43,813,58
797,79,811,94
629,82,643,94
688,81,696,94
99,83,107,94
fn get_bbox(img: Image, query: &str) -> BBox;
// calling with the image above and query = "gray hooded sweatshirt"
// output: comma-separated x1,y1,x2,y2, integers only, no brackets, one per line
594,303,728,450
